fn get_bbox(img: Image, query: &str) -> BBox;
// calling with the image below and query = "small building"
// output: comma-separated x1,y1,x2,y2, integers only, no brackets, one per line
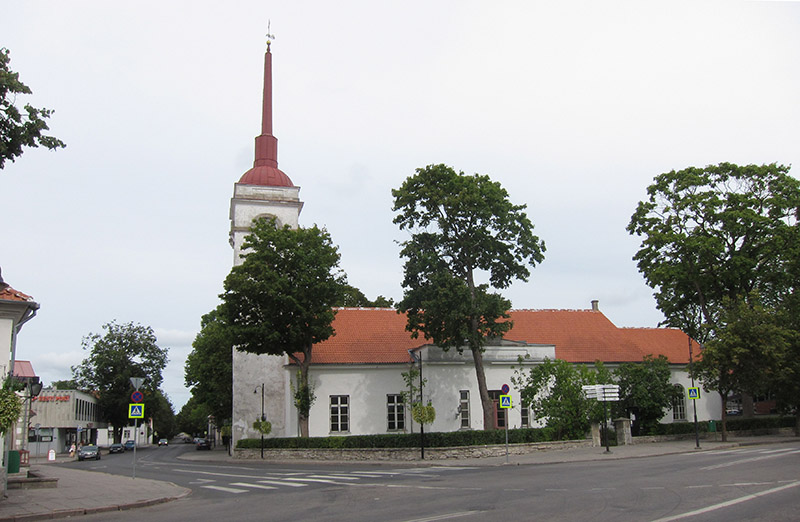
25,387,107,457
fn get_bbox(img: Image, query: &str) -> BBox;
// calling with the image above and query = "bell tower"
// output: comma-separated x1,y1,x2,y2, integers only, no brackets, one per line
229,37,303,445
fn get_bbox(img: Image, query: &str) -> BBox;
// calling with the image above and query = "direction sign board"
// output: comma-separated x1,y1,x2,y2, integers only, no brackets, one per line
688,387,701,400
128,403,145,419
499,395,512,409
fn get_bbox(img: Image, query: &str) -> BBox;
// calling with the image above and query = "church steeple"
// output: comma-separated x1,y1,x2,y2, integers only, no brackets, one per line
238,39,293,187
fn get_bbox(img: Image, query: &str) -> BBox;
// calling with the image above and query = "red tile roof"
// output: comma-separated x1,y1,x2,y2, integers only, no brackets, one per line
308,308,692,366
12,360,37,378
0,285,34,302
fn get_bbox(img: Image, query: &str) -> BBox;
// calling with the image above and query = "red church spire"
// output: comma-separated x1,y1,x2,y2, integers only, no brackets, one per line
238,34,294,187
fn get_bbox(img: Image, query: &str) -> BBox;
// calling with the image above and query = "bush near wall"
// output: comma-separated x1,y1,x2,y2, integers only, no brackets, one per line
237,427,557,449
649,416,795,436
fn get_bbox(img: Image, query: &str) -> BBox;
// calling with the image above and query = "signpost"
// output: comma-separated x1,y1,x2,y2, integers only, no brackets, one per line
499,387,512,463
582,384,620,453
129,377,145,479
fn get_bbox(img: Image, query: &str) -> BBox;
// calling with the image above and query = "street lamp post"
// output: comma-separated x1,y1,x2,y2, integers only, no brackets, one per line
688,336,701,449
255,384,265,459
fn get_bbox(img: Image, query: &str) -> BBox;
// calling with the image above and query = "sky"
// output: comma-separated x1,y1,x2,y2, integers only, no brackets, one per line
2,1,799,412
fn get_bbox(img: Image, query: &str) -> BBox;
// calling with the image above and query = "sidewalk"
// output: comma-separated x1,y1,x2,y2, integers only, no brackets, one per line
2,434,796,521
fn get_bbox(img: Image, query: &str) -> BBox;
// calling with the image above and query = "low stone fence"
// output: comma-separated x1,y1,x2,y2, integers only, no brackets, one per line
235,439,593,461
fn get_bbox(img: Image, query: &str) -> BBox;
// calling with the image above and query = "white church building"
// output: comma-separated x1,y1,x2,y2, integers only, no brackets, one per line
228,43,721,446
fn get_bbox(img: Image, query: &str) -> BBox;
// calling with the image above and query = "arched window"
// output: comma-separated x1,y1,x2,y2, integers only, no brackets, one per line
672,384,686,421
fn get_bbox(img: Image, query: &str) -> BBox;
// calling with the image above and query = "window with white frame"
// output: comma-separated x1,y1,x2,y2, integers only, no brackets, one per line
330,395,350,433
521,403,530,428
459,390,470,429
672,384,686,421
387,394,405,431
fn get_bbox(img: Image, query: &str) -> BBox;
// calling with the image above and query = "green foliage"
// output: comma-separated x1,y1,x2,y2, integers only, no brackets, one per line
49,379,78,390
252,420,272,435
628,162,800,342
393,164,545,429
220,217,346,436
72,321,169,442
338,285,395,308
0,387,22,435
613,355,679,434
184,306,232,426
411,402,436,425
512,358,611,440
176,396,211,436
290,371,316,420
0,48,65,169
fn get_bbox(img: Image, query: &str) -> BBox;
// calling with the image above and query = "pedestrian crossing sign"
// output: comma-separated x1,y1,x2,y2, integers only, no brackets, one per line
129,403,145,419
499,395,512,409
688,387,701,400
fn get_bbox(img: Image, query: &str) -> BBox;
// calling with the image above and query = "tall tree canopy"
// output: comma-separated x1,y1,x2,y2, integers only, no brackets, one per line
627,162,799,342
184,306,233,427
393,164,546,430
1,48,65,169
220,218,346,437
72,321,169,443
613,355,678,435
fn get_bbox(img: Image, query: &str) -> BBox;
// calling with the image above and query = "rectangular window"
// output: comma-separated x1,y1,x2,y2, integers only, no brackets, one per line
489,390,506,428
521,404,530,428
387,394,405,431
330,395,350,433
673,385,687,421
459,390,470,429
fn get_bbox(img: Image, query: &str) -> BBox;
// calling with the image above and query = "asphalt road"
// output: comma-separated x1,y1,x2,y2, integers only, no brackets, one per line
61,441,800,521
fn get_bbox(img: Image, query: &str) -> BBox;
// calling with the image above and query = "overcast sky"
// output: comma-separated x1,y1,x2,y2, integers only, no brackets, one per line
2,1,798,411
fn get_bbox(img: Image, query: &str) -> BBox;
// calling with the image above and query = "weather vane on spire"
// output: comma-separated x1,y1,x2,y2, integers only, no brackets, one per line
266,20,276,51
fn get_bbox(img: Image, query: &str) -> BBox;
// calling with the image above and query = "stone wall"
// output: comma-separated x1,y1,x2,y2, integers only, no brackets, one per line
234,439,593,461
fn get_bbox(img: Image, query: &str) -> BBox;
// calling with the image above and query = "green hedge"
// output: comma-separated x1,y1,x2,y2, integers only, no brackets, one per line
237,427,556,450
236,416,795,450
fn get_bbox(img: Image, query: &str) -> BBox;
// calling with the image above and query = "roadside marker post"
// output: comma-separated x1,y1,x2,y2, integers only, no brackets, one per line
499,390,512,464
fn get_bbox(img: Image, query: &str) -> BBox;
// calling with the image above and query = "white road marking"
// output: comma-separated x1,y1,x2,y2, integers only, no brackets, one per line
651,480,800,522
307,474,361,481
402,511,482,522
230,482,277,490
200,485,249,494
258,479,307,487
283,477,355,485
700,449,800,470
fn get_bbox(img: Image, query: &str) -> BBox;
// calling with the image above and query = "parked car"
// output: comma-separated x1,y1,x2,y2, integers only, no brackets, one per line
109,443,125,454
158,438,169,446
77,445,101,461
124,440,136,450
196,438,212,450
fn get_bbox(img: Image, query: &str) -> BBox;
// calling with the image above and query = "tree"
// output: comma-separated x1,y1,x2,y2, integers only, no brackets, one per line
49,379,78,390
393,164,546,430
0,388,21,436
613,355,679,435
693,296,790,441
339,284,395,308
220,217,346,437
512,358,611,440
184,306,232,426
1,48,65,169
627,162,800,343
72,321,169,443
176,396,211,436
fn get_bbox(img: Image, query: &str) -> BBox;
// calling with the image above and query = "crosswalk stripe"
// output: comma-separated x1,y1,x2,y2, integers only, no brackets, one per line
258,479,308,487
307,475,361,481
283,477,354,485
201,485,249,494
231,482,277,490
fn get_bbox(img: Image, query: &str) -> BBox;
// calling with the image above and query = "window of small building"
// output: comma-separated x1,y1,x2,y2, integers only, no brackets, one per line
672,384,686,421
330,395,350,433
459,390,470,429
387,394,405,431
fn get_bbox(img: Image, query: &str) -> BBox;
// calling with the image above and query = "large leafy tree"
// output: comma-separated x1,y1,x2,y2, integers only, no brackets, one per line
72,321,169,443
613,355,678,435
1,48,65,169
693,296,790,440
627,162,800,342
393,164,546,430
184,306,232,427
220,218,346,437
